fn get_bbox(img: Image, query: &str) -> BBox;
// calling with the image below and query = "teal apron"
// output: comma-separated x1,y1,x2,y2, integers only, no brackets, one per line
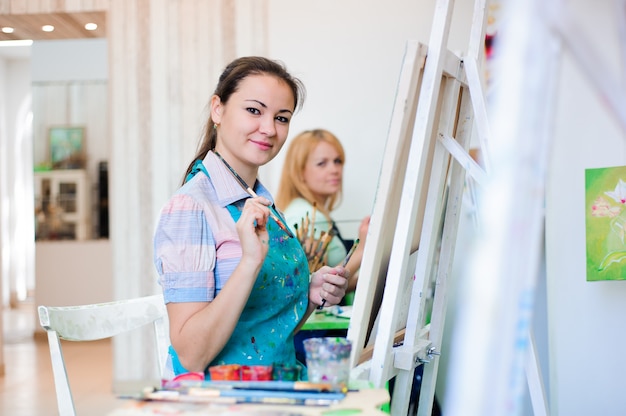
171,159,309,378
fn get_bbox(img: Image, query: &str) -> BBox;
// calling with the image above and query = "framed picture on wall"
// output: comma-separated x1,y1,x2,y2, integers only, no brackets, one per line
49,126,86,169
585,165,626,281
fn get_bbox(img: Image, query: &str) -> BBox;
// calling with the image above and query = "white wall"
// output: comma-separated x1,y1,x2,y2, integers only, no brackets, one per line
32,38,108,82
0,54,35,306
546,1,626,415
0,41,35,375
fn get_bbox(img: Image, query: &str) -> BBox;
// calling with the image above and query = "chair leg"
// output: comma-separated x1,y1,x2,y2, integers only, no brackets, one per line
46,330,77,416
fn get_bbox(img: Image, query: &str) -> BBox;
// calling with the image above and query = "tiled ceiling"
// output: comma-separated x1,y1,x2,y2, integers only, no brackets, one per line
0,12,106,41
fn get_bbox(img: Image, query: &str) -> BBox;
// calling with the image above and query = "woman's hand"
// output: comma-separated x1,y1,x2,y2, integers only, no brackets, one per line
344,215,370,292
236,196,271,268
309,265,349,307
358,216,370,243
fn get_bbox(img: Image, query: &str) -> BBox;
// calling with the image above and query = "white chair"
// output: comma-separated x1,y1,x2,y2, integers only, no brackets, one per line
38,294,170,416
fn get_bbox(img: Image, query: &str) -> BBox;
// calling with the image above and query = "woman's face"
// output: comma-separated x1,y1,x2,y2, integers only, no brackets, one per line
212,74,295,176
302,141,344,204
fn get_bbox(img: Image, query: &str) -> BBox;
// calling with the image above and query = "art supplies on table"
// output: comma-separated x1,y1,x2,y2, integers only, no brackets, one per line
320,305,352,319
137,380,346,407
112,383,392,416
303,337,352,393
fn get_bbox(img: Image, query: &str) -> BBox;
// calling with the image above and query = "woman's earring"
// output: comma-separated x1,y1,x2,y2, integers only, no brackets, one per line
213,123,217,130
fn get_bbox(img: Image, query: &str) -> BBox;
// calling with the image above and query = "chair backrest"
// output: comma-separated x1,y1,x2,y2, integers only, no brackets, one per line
38,294,169,416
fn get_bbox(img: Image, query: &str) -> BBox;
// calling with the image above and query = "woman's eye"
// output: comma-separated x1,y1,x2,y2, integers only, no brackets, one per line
334,158,344,165
276,115,290,123
247,107,260,115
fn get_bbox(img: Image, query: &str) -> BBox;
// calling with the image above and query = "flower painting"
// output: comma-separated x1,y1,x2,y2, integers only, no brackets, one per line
585,165,626,281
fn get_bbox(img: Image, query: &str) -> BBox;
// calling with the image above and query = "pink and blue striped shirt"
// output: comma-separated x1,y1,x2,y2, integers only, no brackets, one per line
154,151,267,302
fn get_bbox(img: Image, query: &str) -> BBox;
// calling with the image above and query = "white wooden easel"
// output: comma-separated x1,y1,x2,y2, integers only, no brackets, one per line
347,1,491,414
347,0,551,415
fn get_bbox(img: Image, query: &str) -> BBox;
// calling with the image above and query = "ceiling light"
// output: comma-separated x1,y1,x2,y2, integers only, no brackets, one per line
42,25,54,32
1,27,14,34
84,22,98,31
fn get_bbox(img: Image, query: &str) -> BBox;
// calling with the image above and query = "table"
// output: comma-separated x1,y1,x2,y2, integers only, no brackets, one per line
107,387,390,415
301,306,351,331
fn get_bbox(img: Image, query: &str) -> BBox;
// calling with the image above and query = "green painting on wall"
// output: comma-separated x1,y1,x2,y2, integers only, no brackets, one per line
49,126,85,169
586,165,626,281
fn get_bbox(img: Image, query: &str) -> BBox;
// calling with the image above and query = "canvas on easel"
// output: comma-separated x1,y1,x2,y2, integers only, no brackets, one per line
347,40,427,369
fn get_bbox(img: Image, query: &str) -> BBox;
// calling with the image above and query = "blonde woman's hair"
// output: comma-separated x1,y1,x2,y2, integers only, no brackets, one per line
276,129,345,221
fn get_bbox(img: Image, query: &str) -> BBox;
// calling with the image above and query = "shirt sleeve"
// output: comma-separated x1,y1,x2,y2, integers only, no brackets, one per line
153,193,217,303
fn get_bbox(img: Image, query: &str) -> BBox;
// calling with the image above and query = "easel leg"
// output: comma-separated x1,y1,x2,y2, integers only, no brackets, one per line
525,330,549,416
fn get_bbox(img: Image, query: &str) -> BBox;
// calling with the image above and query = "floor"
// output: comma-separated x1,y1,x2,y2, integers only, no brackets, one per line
1,300,128,415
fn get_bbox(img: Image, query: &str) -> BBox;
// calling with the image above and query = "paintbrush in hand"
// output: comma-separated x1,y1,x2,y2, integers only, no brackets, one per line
318,238,360,309
214,151,294,238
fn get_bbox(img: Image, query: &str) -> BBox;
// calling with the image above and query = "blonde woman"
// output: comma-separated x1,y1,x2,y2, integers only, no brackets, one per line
276,129,369,293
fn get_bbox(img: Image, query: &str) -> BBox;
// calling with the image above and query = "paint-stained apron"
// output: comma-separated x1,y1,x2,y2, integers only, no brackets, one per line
171,160,310,378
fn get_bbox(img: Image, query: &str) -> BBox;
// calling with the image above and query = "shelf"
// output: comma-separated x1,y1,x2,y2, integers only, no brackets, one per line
34,169,90,241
